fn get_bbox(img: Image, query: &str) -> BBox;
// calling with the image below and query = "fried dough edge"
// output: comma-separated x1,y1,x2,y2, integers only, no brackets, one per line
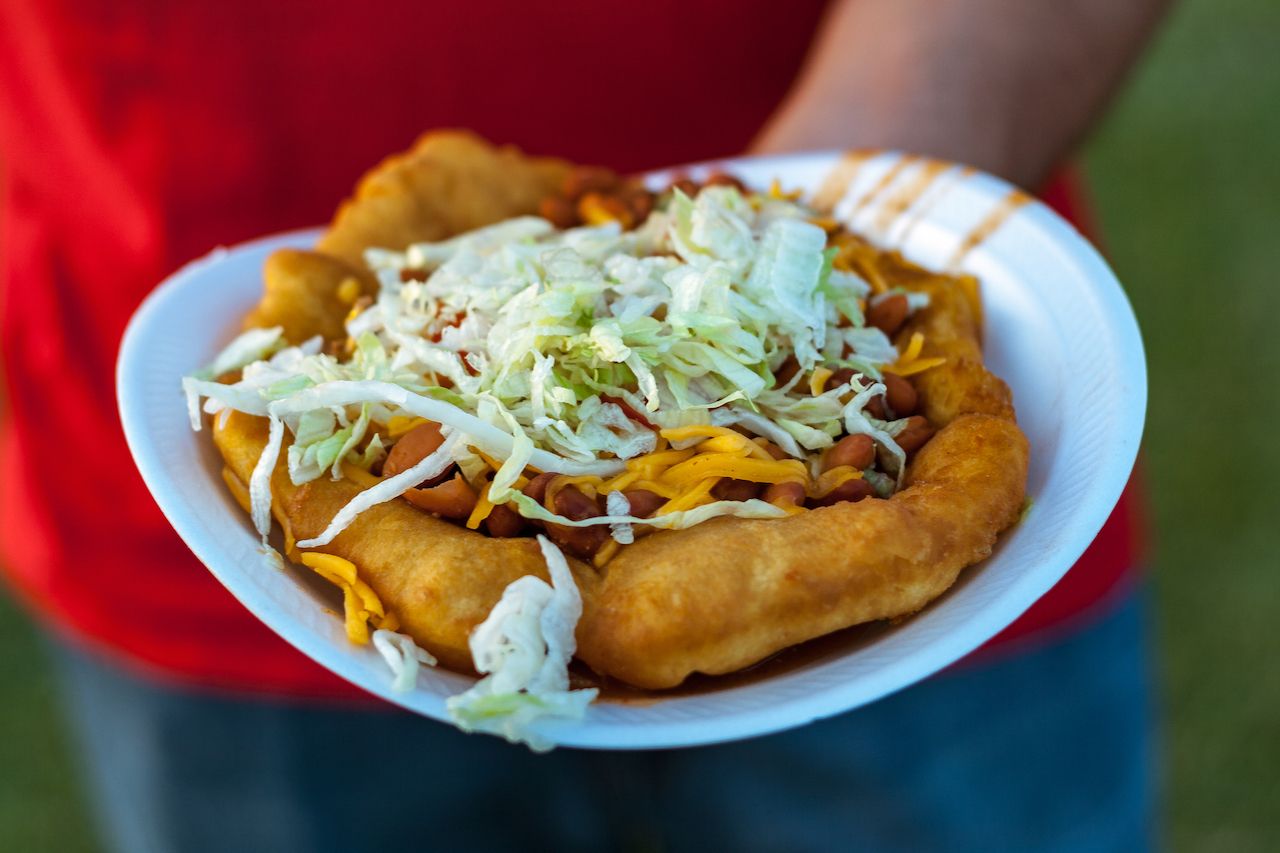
212,136,1029,689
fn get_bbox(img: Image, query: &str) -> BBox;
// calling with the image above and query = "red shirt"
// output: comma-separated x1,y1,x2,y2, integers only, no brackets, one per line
0,0,1141,699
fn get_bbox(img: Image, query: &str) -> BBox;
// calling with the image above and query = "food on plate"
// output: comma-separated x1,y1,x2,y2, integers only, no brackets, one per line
184,131,1028,748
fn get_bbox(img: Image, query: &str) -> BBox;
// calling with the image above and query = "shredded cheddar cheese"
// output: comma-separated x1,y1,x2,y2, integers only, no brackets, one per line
693,434,748,456
468,448,529,491
811,465,863,498
578,193,633,228
474,448,506,471
336,276,362,305
660,453,807,487
386,415,427,439
772,499,808,516
544,475,605,512
888,357,948,378
659,425,744,444
341,463,383,489
899,331,925,363
809,367,833,397
600,469,641,493
657,477,719,515
957,274,984,331
768,178,803,201
535,435,819,526
300,552,396,644
885,332,947,377
467,481,497,530
696,433,773,461
625,447,696,480
628,479,680,500
832,242,891,295
281,514,300,562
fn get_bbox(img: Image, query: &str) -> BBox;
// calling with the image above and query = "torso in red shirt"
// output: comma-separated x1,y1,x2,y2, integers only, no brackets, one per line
0,0,1142,699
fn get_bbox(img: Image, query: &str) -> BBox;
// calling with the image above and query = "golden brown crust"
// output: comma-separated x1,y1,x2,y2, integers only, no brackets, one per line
576,414,1027,688
243,250,374,344
316,129,572,271
213,136,1030,690
892,265,1016,425
214,410,581,673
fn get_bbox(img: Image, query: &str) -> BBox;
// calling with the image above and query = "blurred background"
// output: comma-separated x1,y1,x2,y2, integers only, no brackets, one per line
0,0,1276,849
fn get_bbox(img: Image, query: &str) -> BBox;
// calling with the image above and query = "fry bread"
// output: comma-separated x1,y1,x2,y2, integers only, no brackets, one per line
212,133,1028,689
317,129,571,270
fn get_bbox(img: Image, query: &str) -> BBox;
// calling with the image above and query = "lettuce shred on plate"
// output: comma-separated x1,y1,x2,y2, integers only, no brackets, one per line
445,535,598,752
183,176,943,748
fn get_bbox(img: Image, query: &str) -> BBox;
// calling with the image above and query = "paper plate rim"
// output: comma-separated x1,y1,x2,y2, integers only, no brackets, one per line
117,150,1146,749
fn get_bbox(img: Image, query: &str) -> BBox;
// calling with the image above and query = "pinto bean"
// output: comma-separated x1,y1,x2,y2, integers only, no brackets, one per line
484,503,526,538
546,523,612,561
621,489,665,519
522,472,557,504
383,422,450,487
545,490,611,560
538,195,578,229
895,416,935,454
763,481,806,508
757,441,790,461
668,177,700,197
810,477,876,508
402,474,477,520
553,485,603,522
712,478,763,502
868,293,909,337
774,355,801,387
824,434,875,472
600,394,652,426
883,372,918,417
704,171,746,192
624,187,655,223
865,395,889,420
824,367,856,392
562,165,617,200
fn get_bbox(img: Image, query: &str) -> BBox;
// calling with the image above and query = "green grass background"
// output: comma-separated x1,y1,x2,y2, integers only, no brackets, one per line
1,1,1277,849
1085,0,1280,848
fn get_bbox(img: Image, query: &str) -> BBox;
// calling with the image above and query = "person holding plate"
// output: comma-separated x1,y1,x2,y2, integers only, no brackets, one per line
0,1,1167,850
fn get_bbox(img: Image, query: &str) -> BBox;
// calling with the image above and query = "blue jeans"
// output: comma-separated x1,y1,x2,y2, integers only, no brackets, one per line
53,590,1157,853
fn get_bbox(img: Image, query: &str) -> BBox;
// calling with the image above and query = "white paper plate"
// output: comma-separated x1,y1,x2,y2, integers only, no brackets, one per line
117,151,1145,750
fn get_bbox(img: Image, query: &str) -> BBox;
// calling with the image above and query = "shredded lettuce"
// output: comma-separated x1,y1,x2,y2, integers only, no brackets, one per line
496,489,787,533
372,629,438,692
248,415,284,541
183,183,911,543
267,381,623,477
177,178,943,749
445,536,598,752
745,218,829,368
842,378,907,484
606,491,634,544
196,326,285,380
296,430,466,549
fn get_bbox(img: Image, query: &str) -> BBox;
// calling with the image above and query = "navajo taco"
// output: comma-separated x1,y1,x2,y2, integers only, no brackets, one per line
184,132,1028,750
